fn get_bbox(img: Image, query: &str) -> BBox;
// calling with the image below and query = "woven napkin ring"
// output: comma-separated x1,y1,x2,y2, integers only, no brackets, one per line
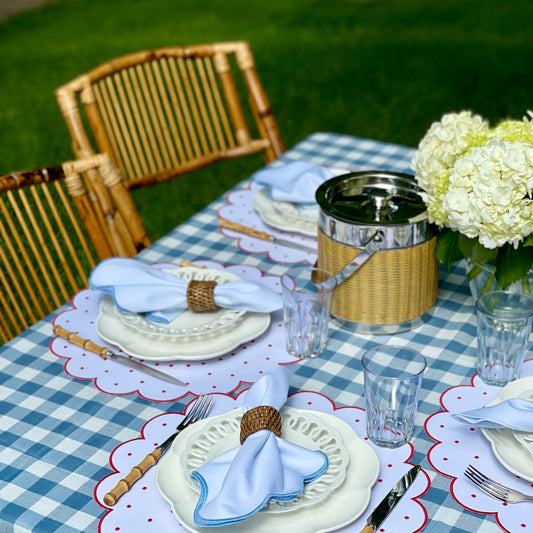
186,279,218,312
240,405,282,445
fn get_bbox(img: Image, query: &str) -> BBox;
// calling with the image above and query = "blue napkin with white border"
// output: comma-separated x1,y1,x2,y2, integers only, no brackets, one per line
89,258,282,323
253,161,334,206
191,367,328,527
452,398,533,431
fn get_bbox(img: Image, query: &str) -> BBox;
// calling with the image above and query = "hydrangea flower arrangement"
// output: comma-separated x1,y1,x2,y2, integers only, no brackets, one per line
411,110,533,289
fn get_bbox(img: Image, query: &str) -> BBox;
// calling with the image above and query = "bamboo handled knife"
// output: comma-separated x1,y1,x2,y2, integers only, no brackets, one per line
53,325,186,387
219,218,317,254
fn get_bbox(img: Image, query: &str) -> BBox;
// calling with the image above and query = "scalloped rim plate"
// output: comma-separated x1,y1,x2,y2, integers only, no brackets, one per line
179,407,350,513
481,376,533,481
155,406,379,533
251,167,349,236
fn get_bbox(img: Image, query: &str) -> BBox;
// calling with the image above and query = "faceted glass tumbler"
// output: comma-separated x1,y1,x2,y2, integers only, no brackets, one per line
362,345,426,448
476,291,533,386
281,266,336,358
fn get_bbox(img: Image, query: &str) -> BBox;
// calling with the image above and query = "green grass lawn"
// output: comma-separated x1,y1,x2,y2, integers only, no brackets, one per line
2,0,533,240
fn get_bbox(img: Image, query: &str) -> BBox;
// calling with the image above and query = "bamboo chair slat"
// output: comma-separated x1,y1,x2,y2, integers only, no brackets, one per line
169,58,201,159
22,187,71,304
54,181,98,272
112,73,144,177
161,58,190,161
151,61,183,166
92,82,127,177
0,235,37,328
0,154,150,345
120,69,153,175
8,189,63,308
128,65,163,172
55,41,286,190
191,57,218,152
135,64,170,170
143,62,174,169
0,212,48,321
205,57,236,149
178,57,209,156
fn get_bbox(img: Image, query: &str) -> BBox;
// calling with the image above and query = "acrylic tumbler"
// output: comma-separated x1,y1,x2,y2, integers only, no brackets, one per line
281,266,336,358
476,291,533,386
362,345,426,448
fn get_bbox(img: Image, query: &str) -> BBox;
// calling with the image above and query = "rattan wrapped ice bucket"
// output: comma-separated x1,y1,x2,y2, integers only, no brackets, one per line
316,171,439,334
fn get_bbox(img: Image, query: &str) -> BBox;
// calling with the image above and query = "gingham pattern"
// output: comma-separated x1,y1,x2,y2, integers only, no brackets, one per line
0,133,503,532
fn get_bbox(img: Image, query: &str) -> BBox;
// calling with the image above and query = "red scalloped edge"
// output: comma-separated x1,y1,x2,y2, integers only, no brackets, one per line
95,390,430,533
424,373,510,533
49,260,295,401
216,183,316,265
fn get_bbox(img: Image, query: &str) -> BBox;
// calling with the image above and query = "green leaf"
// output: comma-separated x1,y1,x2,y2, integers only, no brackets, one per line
495,244,533,288
523,234,533,247
470,241,497,265
457,233,477,259
435,229,464,271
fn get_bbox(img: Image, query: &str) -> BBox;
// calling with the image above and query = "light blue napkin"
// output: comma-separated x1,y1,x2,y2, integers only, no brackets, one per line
89,258,282,323
452,398,533,431
253,161,334,206
191,367,328,527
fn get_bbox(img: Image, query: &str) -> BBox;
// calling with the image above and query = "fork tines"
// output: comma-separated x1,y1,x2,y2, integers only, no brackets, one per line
182,394,213,427
464,464,509,502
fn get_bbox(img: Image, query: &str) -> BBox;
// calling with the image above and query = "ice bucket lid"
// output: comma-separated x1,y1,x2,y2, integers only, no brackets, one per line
316,171,435,249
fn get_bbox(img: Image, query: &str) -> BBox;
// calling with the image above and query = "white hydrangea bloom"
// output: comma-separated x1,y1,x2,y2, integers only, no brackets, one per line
442,138,533,248
411,111,489,225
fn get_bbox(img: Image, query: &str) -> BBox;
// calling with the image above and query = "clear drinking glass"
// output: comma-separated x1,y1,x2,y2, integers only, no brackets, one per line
281,265,336,358
476,291,533,386
362,345,426,448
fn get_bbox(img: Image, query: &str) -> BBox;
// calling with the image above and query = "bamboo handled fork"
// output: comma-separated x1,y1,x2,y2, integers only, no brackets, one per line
103,394,213,506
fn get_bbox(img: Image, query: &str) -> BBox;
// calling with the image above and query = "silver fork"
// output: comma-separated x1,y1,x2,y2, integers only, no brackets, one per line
103,394,213,505
464,464,533,504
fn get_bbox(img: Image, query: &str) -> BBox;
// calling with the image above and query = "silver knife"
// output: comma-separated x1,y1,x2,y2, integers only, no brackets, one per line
360,464,421,533
53,325,186,387
219,218,317,254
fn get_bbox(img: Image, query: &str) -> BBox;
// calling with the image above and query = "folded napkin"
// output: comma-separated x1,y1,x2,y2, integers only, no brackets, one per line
89,258,282,323
452,398,533,431
253,161,334,206
191,367,328,527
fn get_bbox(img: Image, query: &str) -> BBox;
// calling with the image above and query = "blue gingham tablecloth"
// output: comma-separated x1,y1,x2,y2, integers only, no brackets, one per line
0,133,506,532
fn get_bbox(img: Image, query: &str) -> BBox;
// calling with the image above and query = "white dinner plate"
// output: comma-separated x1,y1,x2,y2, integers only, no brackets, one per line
95,293,271,362
156,407,379,533
179,407,350,513
251,167,349,237
114,268,246,338
481,376,533,481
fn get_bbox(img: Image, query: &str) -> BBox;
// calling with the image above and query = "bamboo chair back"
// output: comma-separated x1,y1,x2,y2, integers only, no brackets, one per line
0,155,150,344
55,41,285,189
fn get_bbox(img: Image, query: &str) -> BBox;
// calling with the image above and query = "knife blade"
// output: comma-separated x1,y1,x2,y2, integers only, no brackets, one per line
219,218,317,254
53,325,186,387
360,464,421,533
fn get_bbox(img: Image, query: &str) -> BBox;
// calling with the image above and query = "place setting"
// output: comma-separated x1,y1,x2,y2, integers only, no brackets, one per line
95,367,430,533
426,289,533,533
50,258,299,401
217,161,350,264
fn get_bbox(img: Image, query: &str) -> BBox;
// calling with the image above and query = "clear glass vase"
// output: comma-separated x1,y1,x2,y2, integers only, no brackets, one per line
467,260,533,302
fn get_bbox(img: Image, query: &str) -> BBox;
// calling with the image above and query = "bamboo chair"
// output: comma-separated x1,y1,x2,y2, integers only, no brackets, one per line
55,41,285,190
0,155,150,344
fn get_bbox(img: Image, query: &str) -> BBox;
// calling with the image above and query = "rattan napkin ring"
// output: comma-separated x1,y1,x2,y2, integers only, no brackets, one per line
240,405,282,445
186,279,218,312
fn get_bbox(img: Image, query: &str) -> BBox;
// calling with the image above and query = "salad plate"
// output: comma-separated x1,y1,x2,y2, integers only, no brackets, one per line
96,297,270,361
156,406,379,533
252,167,349,236
481,376,533,481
